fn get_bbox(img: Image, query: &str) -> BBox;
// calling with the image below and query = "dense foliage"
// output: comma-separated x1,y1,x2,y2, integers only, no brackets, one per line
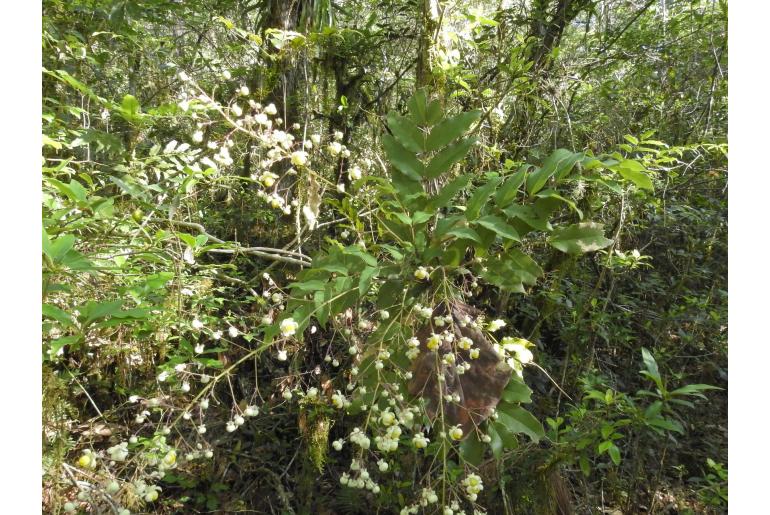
42,0,727,514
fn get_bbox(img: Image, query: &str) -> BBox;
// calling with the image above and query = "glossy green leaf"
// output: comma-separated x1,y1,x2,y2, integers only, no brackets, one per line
502,205,552,232
433,215,463,239
358,266,378,295
490,418,519,450
446,226,482,243
119,94,143,123
387,111,425,153
465,177,501,220
44,234,76,263
459,431,485,466
425,99,443,125
496,405,545,443
612,159,654,191
507,249,544,285
579,456,591,476
288,279,328,292
426,174,470,212
43,304,75,327
424,137,477,179
81,300,124,326
669,383,721,397
382,134,423,181
549,222,613,254
640,347,662,384
407,88,429,125
488,424,504,458
474,215,520,241
494,169,527,206
526,149,584,195
501,376,533,403
536,189,583,219
426,110,481,151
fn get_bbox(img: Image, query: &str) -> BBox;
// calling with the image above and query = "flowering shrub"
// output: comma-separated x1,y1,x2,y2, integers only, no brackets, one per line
41,1,727,512
42,66,667,511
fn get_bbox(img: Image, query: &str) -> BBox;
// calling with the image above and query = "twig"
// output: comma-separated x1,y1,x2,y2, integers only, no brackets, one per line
149,218,312,266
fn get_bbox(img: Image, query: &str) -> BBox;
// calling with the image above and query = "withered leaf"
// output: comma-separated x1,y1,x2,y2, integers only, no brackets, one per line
408,300,512,436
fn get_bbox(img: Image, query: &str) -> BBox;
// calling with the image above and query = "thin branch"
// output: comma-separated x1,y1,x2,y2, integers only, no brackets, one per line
150,218,312,266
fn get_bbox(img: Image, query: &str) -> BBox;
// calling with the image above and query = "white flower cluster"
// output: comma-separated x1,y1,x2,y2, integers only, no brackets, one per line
77,449,98,469
426,333,443,351
107,442,129,462
412,432,429,449
280,318,298,337
421,487,439,504
348,165,363,181
433,314,453,327
133,480,162,503
493,336,535,378
225,404,258,433
374,426,402,452
331,391,350,409
414,303,434,319
405,337,421,359
486,319,506,332
350,427,371,449
259,171,278,188
443,392,461,404
340,459,381,493
462,473,484,501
